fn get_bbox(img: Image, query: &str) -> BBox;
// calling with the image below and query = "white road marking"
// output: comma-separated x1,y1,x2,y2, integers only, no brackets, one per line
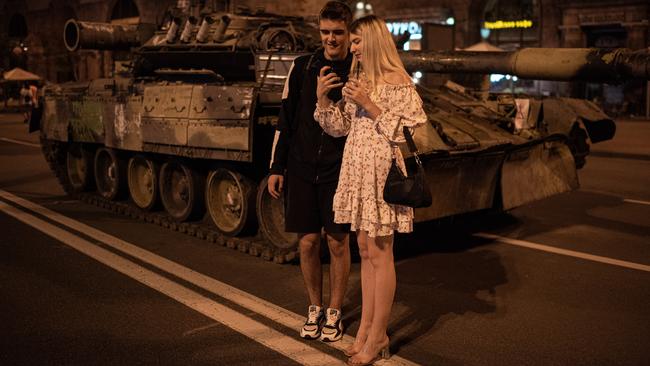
0,190,418,366
623,198,650,206
475,232,650,273
0,137,40,148
0,200,344,365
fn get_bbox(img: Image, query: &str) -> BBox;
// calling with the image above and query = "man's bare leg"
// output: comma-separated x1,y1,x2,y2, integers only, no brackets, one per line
299,233,323,306
318,231,350,342
326,232,350,310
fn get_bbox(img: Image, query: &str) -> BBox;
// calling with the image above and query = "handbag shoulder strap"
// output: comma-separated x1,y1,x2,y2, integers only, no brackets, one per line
402,126,419,154
402,126,424,166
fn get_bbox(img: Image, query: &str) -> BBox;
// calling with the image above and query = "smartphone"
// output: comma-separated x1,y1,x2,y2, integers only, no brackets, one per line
326,65,346,101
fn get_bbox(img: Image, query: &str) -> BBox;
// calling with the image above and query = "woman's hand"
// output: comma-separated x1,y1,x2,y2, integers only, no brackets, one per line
343,79,381,120
341,79,371,108
316,66,344,108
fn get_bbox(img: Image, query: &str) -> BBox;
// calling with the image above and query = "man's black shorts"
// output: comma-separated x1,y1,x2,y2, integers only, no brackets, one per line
284,172,350,234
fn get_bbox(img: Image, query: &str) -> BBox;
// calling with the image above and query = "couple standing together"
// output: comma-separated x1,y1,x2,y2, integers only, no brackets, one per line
268,1,427,364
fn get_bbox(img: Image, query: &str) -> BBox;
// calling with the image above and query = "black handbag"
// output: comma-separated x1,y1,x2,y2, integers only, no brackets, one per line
383,126,432,208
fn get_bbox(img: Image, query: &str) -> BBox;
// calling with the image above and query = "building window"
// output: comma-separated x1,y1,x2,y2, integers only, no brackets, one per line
111,0,140,21
8,13,28,39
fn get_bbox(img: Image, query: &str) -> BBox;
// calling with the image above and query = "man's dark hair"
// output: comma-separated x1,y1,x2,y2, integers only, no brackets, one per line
319,1,352,25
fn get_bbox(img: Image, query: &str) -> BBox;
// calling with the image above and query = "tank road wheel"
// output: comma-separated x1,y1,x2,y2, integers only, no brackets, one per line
159,160,205,222
94,147,126,200
128,155,159,210
66,143,93,192
256,175,298,251
205,169,256,236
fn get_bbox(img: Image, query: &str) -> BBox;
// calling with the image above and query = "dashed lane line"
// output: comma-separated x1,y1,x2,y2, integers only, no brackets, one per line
0,199,344,365
0,137,40,148
0,190,418,366
475,232,650,273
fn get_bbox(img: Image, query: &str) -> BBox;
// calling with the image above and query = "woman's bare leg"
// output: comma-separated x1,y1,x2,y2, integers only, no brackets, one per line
349,234,394,364
346,230,375,355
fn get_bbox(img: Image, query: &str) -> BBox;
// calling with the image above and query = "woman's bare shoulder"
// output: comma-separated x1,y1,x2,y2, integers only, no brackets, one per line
383,71,411,85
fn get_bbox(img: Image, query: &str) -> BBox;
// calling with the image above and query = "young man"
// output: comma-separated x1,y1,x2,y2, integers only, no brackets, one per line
267,1,352,342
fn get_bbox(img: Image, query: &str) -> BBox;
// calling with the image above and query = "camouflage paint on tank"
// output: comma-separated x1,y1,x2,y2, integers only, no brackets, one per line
70,98,104,143
105,97,143,151
42,97,70,142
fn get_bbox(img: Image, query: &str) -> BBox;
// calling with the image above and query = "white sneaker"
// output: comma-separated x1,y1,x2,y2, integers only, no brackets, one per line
319,308,344,342
300,305,324,339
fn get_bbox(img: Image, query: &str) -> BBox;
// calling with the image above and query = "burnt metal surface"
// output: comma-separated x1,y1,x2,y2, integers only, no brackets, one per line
64,20,141,51
414,153,503,222
400,48,650,82
501,142,578,210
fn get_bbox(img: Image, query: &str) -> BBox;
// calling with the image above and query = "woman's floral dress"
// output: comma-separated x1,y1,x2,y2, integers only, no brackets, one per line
314,82,427,237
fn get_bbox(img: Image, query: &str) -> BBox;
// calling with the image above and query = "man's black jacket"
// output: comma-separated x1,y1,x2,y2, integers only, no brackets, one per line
270,49,353,184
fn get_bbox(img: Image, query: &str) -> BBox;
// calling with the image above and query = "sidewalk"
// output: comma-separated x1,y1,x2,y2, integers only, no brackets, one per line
590,118,650,160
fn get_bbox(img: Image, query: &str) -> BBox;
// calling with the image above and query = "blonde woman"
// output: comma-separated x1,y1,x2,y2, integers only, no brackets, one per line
314,15,427,366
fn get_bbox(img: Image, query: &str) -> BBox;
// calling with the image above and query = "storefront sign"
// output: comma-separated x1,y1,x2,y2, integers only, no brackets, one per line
484,20,533,29
578,12,625,25
387,22,422,37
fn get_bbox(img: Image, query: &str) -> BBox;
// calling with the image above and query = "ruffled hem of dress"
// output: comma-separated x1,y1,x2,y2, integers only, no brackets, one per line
334,210,412,237
333,190,412,220
332,190,414,237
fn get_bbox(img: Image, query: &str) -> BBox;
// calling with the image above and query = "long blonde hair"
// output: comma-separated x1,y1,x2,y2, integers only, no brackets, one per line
349,15,410,92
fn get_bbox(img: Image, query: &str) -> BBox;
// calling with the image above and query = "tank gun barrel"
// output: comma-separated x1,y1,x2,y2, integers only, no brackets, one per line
64,19,141,51
400,48,650,82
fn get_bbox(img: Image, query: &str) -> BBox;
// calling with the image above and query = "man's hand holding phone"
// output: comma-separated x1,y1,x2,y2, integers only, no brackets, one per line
316,66,344,108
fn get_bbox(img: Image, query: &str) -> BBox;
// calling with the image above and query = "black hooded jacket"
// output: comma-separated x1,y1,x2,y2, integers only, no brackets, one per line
270,49,353,183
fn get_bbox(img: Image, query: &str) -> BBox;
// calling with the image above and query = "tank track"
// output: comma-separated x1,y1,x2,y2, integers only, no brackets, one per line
40,138,298,264
40,136,74,195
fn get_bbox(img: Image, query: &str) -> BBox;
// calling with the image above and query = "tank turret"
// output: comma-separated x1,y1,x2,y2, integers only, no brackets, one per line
400,48,650,82
61,11,320,82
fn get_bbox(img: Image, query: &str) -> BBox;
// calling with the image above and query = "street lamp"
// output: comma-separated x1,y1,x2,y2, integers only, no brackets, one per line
354,1,373,18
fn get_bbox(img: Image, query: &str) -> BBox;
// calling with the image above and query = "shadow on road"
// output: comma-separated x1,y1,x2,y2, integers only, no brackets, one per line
342,212,514,361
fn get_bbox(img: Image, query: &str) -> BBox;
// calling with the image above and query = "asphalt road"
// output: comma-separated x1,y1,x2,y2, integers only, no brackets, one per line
1,113,649,366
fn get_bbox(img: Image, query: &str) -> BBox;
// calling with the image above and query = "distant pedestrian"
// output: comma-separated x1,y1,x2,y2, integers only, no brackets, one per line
20,83,33,123
29,84,38,108
20,83,31,106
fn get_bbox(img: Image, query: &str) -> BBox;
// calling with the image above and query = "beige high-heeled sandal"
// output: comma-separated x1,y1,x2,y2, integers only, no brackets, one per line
346,339,390,366
343,341,365,357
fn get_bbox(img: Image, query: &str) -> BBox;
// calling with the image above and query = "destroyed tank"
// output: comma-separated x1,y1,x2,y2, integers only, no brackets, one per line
34,5,650,262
